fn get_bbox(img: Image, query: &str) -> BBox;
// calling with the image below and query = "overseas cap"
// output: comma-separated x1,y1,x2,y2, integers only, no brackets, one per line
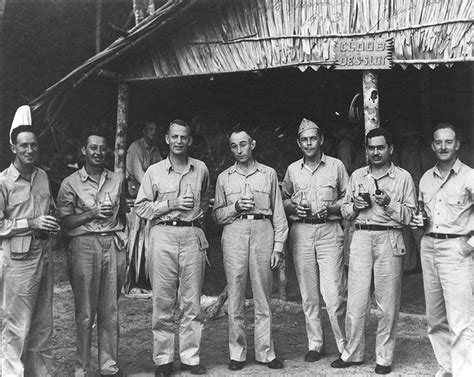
298,118,320,136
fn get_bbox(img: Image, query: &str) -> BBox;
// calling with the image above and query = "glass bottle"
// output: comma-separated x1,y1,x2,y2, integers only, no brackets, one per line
103,192,113,207
416,201,428,228
299,191,311,217
358,183,371,208
243,182,254,201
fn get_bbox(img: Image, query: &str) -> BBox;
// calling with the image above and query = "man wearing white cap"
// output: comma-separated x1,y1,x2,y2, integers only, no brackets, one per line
282,118,348,362
0,105,57,376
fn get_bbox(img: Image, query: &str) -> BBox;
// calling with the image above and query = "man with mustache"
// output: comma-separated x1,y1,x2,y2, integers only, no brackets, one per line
57,132,127,376
332,127,416,374
410,123,473,377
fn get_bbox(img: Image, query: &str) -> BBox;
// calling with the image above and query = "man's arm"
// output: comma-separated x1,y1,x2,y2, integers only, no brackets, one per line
270,170,289,253
200,165,211,214
0,181,28,237
126,143,145,184
281,168,296,216
382,173,417,225
211,174,240,225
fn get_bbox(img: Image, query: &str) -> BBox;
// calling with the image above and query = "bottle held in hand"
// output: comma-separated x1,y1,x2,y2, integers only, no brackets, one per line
416,201,428,228
49,203,60,232
358,183,372,208
242,182,255,207
102,191,113,216
183,183,194,210
299,191,311,217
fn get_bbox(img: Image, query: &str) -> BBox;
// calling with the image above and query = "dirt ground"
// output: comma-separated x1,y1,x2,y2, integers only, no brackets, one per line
1,237,438,376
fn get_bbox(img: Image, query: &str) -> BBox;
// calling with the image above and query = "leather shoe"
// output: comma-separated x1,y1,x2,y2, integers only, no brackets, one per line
228,360,245,371
330,357,363,368
304,350,324,362
181,363,206,375
155,362,173,377
375,364,392,374
258,358,284,369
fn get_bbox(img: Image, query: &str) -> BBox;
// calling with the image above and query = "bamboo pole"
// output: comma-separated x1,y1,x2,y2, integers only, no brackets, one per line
115,82,129,178
362,70,380,137
95,0,102,53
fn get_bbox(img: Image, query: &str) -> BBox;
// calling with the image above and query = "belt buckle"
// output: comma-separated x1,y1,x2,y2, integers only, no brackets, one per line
172,220,178,226
247,214,255,220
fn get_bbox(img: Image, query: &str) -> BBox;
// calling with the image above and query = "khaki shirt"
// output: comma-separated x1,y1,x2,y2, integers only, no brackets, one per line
342,163,416,227
126,138,162,184
57,167,125,236
0,164,52,254
212,161,288,253
419,159,473,235
282,154,349,222
134,157,210,222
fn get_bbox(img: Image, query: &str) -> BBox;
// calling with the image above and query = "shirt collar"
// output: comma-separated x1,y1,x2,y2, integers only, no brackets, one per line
433,158,462,177
164,156,194,174
8,163,38,182
78,166,109,182
228,160,264,175
363,162,396,178
299,153,327,169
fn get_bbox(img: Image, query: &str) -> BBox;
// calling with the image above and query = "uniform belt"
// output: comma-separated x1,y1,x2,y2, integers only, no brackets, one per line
237,214,271,220
427,233,467,239
157,220,201,227
32,232,49,240
80,232,116,237
294,218,328,224
355,224,398,231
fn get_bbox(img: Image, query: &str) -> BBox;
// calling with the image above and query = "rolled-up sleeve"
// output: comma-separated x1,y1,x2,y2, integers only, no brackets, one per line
281,169,295,215
126,143,145,184
270,170,288,252
0,181,28,237
341,175,358,221
336,161,349,207
57,178,77,219
134,169,169,220
212,174,239,225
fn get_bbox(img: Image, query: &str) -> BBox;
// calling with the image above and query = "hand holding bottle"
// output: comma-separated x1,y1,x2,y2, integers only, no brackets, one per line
356,183,371,209
236,183,255,212
296,191,311,218
170,184,195,211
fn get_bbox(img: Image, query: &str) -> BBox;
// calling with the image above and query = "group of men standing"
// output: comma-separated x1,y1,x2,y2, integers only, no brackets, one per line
0,107,472,377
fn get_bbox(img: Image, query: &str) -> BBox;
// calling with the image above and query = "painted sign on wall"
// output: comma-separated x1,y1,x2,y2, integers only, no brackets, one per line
334,37,393,70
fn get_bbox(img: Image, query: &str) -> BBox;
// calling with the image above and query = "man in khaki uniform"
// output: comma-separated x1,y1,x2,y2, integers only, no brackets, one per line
212,125,288,372
411,123,473,377
1,106,57,376
135,119,210,377
282,118,348,362
57,132,127,377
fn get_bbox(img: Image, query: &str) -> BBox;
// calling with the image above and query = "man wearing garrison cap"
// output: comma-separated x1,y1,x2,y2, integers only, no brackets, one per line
0,105,57,376
282,118,348,363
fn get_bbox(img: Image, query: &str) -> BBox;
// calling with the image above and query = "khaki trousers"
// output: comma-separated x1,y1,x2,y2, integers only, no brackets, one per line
222,218,276,363
290,221,347,353
2,239,53,377
421,236,474,377
68,234,126,376
342,229,404,366
148,225,206,366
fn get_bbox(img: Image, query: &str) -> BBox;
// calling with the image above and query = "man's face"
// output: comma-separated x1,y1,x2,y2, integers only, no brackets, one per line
143,123,158,143
297,128,324,159
431,128,459,163
166,124,192,156
229,131,255,164
366,135,393,168
82,135,107,168
11,131,38,167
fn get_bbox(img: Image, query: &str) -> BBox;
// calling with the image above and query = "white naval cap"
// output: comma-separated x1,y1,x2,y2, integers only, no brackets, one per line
10,105,32,144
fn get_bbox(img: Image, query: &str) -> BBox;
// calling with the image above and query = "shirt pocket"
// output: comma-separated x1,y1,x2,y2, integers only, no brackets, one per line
224,189,241,207
9,191,30,206
447,192,467,207
253,181,271,210
317,181,337,203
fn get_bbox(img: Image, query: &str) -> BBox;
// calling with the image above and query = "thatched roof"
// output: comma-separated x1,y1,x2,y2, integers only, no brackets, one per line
30,0,473,125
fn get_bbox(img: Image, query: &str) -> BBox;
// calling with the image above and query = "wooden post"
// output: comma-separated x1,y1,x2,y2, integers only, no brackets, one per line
95,0,102,53
362,70,380,136
115,82,129,178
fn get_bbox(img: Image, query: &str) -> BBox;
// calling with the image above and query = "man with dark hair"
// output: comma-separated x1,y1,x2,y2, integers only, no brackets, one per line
1,105,57,376
212,124,288,371
57,132,128,377
282,118,348,362
135,119,210,377
410,123,473,377
126,121,164,197
332,127,417,374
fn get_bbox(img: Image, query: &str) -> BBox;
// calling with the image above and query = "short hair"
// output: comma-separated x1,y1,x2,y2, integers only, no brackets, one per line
366,127,393,146
167,119,192,136
81,130,108,147
226,123,254,141
10,126,38,145
432,123,461,141
142,121,158,131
